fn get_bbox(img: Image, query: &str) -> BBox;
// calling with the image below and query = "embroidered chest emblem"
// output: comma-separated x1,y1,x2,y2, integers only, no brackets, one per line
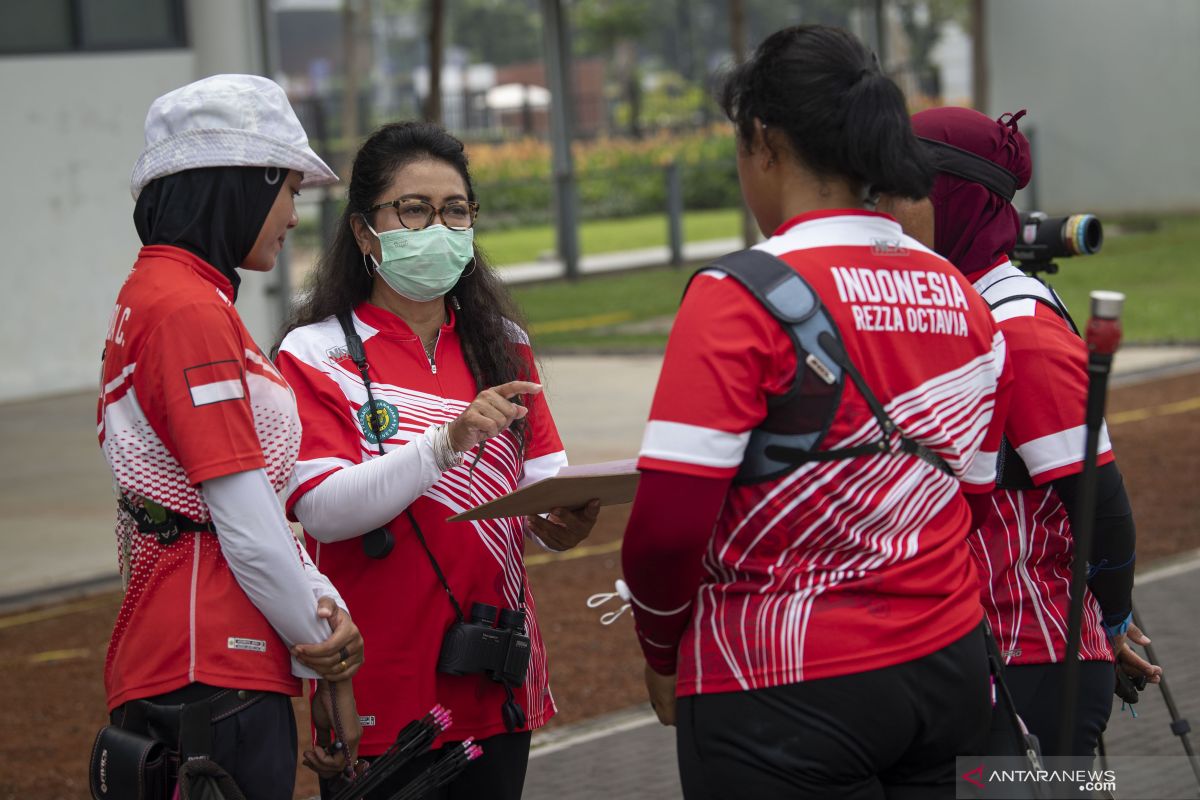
358,399,401,443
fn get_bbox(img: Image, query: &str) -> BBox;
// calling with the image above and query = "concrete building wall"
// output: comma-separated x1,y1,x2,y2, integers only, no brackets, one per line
984,0,1200,214
0,51,196,403
0,0,290,404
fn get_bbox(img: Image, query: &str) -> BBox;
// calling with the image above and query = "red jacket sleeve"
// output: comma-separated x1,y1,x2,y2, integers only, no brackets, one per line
1000,305,1114,484
621,469,730,675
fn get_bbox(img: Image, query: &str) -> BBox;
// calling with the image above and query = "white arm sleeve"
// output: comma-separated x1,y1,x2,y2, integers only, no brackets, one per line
519,451,569,552
296,537,347,614
201,469,334,680
293,425,458,543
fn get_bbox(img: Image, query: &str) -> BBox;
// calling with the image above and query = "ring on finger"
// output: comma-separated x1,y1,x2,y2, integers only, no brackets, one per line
338,659,348,672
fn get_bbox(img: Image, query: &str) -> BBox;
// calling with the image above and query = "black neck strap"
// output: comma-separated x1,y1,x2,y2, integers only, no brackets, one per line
336,312,465,622
335,311,528,619
919,137,1019,201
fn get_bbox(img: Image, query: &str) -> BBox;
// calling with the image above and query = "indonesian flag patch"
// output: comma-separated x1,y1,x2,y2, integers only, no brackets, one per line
184,360,246,407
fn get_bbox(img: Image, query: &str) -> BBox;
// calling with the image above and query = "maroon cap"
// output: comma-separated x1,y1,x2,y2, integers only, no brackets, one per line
911,106,1032,276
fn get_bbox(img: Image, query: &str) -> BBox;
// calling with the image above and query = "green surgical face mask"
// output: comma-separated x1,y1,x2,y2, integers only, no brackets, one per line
367,222,475,302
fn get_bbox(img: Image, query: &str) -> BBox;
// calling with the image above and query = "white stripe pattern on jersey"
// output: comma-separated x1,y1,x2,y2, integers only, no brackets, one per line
974,489,1110,663
679,335,1004,692
189,379,245,406
969,260,1111,664
1016,424,1112,481
282,317,560,724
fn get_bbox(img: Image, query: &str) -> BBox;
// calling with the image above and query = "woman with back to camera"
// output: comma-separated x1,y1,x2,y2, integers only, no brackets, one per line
880,106,1160,758
97,74,362,798
620,26,1014,799
275,121,599,799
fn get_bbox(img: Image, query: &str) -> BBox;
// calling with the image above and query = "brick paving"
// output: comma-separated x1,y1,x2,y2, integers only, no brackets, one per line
523,556,1200,800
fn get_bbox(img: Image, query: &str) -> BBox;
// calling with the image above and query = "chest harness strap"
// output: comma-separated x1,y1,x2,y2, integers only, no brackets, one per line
689,250,953,485
979,271,1079,491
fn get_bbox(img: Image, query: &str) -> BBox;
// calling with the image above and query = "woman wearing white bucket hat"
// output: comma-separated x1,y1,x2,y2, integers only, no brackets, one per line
96,74,360,799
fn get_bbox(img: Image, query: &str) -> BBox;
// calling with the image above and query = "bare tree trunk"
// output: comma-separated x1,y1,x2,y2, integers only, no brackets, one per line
340,0,366,176
614,38,640,138
730,0,757,248
873,0,888,73
729,0,746,62
425,0,445,123
971,0,988,112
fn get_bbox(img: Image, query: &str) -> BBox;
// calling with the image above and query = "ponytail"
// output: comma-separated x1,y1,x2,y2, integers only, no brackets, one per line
717,25,933,199
841,72,933,198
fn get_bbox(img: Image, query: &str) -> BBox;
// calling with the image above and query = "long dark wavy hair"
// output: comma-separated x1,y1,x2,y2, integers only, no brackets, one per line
280,122,532,400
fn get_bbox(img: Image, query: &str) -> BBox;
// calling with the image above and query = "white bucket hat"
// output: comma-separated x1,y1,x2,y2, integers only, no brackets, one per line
130,74,339,199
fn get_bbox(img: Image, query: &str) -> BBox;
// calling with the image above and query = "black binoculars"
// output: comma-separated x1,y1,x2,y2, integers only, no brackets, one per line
437,602,532,688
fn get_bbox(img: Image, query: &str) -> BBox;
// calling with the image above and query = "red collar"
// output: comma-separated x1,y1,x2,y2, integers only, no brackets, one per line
136,245,235,297
772,208,897,237
354,300,458,339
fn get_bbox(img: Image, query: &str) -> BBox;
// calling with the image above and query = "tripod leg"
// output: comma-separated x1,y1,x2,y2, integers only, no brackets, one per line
1131,605,1200,789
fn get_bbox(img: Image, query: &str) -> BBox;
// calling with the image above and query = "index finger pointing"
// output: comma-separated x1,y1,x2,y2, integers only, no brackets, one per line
492,380,542,400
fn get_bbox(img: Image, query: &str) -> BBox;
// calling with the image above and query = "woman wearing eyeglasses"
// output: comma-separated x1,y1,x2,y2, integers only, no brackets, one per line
274,121,598,799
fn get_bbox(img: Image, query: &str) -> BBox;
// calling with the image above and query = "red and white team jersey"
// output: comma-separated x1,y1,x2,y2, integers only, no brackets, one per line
98,245,303,710
276,302,566,754
638,210,1011,696
968,260,1113,664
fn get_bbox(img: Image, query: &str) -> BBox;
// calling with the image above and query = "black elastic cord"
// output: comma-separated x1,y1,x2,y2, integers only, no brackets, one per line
767,332,953,476
987,288,1081,336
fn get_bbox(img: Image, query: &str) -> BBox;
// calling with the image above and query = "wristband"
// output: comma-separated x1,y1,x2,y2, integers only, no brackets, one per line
431,423,465,471
1102,611,1133,639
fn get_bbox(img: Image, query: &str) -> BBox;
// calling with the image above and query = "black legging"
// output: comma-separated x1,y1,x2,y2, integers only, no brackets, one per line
676,626,991,800
1004,660,1113,758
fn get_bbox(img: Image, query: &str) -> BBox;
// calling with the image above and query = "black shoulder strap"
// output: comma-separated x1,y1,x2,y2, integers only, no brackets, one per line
695,251,953,481
336,312,375,432
687,249,822,325
983,272,1081,336
335,310,466,622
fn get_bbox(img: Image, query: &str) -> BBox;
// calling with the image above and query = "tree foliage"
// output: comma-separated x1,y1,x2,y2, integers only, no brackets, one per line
445,0,544,66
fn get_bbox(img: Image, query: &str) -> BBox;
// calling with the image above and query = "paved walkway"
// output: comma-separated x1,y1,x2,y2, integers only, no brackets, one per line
0,353,666,607
1,346,1198,607
522,553,1200,800
3,342,1199,797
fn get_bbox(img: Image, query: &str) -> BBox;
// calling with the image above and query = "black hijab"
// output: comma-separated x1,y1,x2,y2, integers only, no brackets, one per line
133,166,287,300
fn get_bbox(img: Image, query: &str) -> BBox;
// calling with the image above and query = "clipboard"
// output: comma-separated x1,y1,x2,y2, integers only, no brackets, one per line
447,458,640,522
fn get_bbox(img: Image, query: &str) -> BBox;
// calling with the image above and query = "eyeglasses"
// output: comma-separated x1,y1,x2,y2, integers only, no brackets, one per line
364,198,480,231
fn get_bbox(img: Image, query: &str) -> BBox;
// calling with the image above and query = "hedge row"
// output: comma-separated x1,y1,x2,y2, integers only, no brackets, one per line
468,128,742,230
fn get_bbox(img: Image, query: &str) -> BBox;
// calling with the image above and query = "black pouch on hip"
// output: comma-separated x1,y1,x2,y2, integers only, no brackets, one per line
89,725,172,800
175,757,248,800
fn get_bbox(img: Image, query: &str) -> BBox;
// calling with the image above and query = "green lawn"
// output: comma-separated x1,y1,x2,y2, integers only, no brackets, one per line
512,263,695,350
513,214,1200,351
478,208,742,266
1032,215,1200,343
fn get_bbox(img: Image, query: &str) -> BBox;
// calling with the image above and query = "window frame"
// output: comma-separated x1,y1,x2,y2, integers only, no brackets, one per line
0,0,189,58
